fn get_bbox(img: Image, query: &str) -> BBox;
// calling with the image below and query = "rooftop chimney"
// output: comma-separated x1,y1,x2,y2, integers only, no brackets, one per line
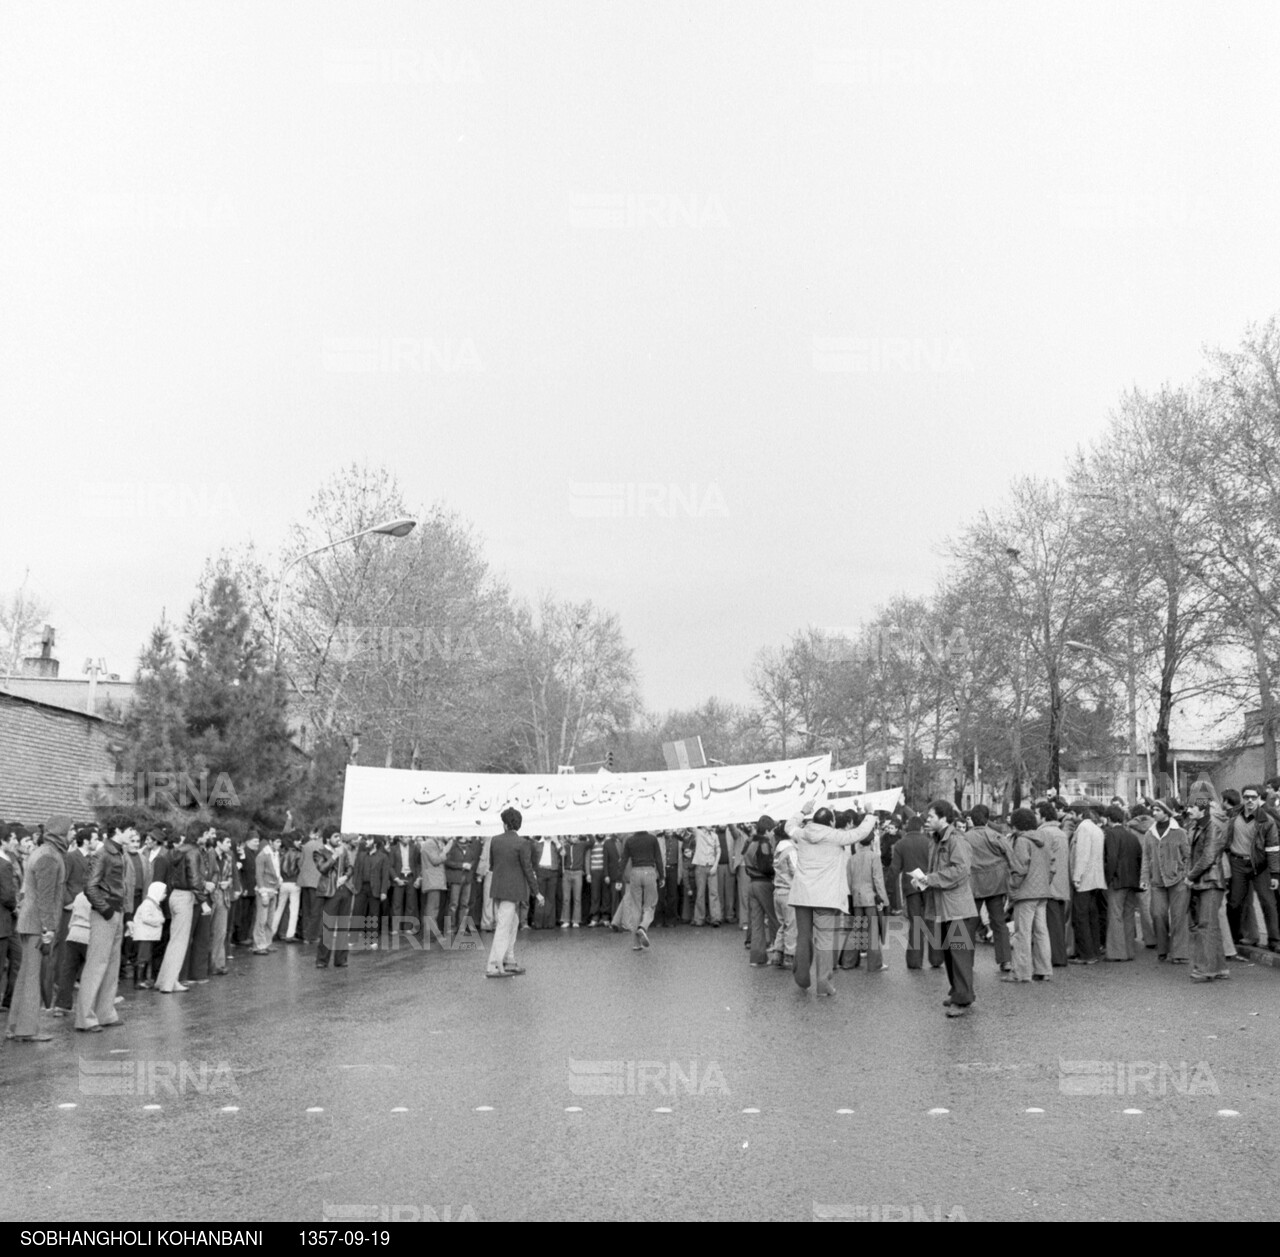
20,625,59,679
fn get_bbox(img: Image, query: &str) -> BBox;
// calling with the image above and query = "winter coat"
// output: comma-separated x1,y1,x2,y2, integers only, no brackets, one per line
785,814,875,910
129,883,168,942
923,826,978,922
1140,821,1191,888
1187,809,1230,890
67,892,93,946
1007,830,1054,901
966,825,1012,899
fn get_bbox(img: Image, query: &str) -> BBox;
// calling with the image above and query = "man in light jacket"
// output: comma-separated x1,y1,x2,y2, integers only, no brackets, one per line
1141,798,1191,962
1037,803,1072,967
1068,804,1107,964
1003,808,1054,983
909,800,978,1017
76,824,136,1031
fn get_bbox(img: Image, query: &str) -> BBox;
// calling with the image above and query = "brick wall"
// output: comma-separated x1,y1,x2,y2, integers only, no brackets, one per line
0,694,120,825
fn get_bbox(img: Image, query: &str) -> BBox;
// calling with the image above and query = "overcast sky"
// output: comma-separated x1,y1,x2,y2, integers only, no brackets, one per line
4,2,1279,717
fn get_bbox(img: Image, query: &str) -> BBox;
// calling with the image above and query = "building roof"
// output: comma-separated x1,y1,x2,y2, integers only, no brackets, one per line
1,675,136,717
0,688,119,725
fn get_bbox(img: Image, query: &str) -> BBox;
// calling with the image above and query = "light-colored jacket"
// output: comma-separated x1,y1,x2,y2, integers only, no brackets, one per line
1007,830,1054,901
256,846,280,896
785,813,875,910
1070,819,1107,891
1040,823,1071,902
1140,821,1190,888
772,839,797,894
67,892,93,946
847,841,887,908
416,838,449,892
130,882,168,941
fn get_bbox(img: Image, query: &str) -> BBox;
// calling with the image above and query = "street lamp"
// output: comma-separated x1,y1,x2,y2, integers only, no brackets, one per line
1065,639,1153,798
272,516,417,660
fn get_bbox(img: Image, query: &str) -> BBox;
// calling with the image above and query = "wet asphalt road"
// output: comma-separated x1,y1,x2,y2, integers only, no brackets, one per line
2,922,1278,1223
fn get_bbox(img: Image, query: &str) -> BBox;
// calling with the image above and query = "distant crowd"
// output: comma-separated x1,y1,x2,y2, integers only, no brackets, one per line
2,779,1276,1038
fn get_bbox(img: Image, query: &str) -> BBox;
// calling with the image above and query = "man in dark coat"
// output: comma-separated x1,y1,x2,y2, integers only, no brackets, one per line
1103,804,1144,961
891,817,939,970
485,808,542,978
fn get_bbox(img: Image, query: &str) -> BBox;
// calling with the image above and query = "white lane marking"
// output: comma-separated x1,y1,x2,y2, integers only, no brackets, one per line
1025,1108,1045,1114
221,1106,240,1113
306,1107,325,1113
1217,1110,1241,1117
927,1108,949,1116
58,1103,77,1110
564,1106,582,1113
391,1107,409,1113
109,1048,130,1054
835,1108,855,1115
142,1104,162,1111
475,1106,494,1112
653,1107,673,1113
1122,1109,1143,1115
742,1108,760,1114
742,1141,749,1148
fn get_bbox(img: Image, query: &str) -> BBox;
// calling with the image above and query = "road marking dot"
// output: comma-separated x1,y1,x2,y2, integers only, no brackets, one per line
654,1107,673,1113
142,1104,162,1111
109,1048,130,1055
57,1103,77,1110
306,1107,324,1113
927,1108,950,1116
390,1107,408,1113
220,1106,240,1113
475,1106,494,1112
1123,1109,1143,1115
742,1107,760,1114
835,1108,855,1115
1025,1108,1045,1114
564,1106,582,1113
1217,1109,1240,1117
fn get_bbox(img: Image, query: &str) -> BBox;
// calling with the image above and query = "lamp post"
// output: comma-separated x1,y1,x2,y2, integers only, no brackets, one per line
272,516,417,661
1065,639,1153,800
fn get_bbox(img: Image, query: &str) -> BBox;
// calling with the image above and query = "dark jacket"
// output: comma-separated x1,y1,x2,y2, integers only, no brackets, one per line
353,846,393,897
63,846,91,906
237,844,258,895
743,836,775,881
489,830,538,904
889,832,932,891
603,836,626,883
169,841,209,904
0,852,19,938
85,836,130,918
531,839,562,873
444,837,482,884
1103,825,1143,891
1187,810,1230,890
1221,806,1280,874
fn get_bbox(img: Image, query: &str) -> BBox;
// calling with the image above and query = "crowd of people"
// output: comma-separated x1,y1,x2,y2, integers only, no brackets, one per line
2,779,1276,1039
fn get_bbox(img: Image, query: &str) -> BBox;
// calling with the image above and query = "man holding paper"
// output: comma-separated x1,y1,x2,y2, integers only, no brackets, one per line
907,801,979,1018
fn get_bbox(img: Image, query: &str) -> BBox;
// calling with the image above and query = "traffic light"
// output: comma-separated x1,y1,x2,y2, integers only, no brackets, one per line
606,750,616,771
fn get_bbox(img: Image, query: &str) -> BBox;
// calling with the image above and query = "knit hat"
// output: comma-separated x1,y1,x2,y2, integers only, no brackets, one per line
1151,798,1179,818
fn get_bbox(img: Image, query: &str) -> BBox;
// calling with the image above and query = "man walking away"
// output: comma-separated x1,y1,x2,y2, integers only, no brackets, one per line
891,817,937,970
485,809,542,978
619,830,664,950
966,806,1013,973
743,816,779,967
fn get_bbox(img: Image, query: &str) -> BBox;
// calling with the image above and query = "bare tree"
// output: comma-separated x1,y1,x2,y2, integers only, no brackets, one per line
1,572,49,684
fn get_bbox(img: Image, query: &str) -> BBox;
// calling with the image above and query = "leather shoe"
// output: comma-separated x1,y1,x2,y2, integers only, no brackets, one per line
77,1025,104,1033
484,969,508,978
102,1019,126,1028
503,965,526,976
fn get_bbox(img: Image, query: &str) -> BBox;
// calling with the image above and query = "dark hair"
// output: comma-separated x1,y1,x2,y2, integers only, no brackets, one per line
1072,802,1097,820
1129,803,1150,818
1243,784,1265,799
1035,801,1057,823
927,799,958,824
1104,805,1126,824
1222,788,1242,808
1010,807,1038,832
812,807,834,827
968,805,990,826
185,818,206,840
834,810,853,830
500,807,522,831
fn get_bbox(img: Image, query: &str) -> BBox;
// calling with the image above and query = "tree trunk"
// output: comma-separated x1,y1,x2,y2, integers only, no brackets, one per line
1251,609,1277,780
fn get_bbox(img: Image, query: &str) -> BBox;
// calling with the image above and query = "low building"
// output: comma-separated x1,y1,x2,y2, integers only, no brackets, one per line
0,691,122,825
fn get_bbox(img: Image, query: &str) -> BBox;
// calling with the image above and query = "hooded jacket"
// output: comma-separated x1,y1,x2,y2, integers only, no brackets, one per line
16,833,68,935
1007,829,1055,901
965,825,1013,899
923,825,978,922
130,882,169,941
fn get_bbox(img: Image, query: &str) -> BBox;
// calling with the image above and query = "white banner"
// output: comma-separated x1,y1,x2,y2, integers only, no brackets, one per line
824,763,866,796
819,786,904,815
340,755,832,837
